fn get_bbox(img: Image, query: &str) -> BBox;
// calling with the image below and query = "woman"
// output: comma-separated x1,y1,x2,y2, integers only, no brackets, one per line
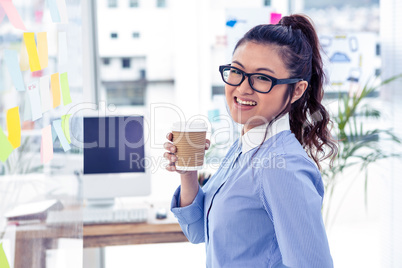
164,14,338,267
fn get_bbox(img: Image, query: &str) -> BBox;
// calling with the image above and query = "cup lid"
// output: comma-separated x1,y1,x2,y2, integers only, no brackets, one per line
172,121,208,132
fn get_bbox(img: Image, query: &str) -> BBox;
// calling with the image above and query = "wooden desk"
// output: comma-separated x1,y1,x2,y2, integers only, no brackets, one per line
12,221,187,268
83,222,188,248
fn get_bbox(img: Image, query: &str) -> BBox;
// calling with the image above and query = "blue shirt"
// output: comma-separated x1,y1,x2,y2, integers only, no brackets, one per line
170,114,333,268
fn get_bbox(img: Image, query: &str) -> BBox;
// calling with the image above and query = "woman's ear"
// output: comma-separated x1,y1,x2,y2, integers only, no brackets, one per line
291,81,309,103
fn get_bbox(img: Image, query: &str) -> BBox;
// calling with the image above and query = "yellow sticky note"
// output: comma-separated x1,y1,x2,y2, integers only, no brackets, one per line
51,73,61,108
6,106,21,149
0,242,10,268
23,32,42,72
61,114,71,144
37,32,48,69
19,39,30,71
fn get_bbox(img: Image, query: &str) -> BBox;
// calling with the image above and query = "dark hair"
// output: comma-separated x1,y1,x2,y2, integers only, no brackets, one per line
234,14,338,170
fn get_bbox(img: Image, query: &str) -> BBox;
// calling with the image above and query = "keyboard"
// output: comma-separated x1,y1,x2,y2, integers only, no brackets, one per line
83,208,148,224
46,208,148,225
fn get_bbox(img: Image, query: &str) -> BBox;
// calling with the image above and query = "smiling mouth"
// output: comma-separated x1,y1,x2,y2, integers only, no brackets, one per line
234,97,257,106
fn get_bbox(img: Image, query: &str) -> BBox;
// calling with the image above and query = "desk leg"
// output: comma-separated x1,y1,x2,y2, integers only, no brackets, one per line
83,247,105,268
14,238,48,268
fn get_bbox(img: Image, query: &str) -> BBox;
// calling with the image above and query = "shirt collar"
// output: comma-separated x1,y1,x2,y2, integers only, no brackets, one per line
238,113,290,154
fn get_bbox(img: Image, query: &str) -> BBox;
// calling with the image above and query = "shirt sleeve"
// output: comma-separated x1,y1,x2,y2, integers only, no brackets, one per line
258,153,333,268
170,184,205,244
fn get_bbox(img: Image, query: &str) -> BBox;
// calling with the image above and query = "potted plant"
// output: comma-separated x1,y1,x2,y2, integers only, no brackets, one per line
321,74,402,228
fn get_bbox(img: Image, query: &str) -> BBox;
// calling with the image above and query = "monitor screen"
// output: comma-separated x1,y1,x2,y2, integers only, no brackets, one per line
83,116,145,175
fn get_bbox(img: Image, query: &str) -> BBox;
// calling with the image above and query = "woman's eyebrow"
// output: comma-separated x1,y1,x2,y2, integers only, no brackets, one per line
232,60,275,74
256,67,275,74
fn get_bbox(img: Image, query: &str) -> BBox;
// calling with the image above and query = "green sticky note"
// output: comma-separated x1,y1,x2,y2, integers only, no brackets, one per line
0,242,10,268
60,72,72,105
0,126,14,163
61,114,71,144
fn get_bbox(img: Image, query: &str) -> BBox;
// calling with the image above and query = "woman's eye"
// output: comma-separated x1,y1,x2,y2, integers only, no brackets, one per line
256,75,271,82
230,69,242,75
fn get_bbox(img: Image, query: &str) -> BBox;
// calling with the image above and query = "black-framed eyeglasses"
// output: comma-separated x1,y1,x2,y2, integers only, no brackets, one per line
219,65,303,94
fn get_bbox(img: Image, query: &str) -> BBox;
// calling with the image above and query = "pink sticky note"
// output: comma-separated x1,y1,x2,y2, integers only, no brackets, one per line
0,0,27,31
270,12,282,25
41,125,53,164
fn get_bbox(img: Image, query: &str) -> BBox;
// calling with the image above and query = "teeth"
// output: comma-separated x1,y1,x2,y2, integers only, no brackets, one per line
236,97,257,106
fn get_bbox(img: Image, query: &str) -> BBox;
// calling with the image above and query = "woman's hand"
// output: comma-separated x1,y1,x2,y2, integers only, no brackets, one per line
163,132,210,175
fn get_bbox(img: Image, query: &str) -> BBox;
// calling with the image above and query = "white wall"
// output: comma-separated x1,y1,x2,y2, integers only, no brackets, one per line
380,0,402,267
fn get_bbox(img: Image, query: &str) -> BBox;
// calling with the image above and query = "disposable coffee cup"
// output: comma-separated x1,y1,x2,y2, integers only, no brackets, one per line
171,121,208,171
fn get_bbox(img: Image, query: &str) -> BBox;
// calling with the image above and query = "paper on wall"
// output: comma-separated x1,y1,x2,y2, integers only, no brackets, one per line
51,73,61,108
19,39,30,71
6,106,21,149
23,92,32,121
61,114,71,144
41,125,54,164
37,32,49,69
0,0,27,31
52,119,71,152
270,12,282,24
0,126,14,163
27,81,43,121
4,50,25,91
40,75,52,113
0,242,10,268
60,72,72,105
56,0,68,23
46,0,61,23
23,33,42,72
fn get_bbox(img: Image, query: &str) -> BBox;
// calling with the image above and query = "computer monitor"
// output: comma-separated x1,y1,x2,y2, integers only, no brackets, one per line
82,116,151,207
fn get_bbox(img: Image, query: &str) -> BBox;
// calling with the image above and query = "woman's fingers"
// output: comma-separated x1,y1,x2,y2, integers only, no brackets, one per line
164,153,177,172
166,161,176,172
163,152,177,162
205,139,211,150
166,132,173,142
164,133,177,172
163,141,176,153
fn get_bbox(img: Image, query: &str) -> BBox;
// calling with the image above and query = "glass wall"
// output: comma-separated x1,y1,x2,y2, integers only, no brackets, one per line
0,0,83,267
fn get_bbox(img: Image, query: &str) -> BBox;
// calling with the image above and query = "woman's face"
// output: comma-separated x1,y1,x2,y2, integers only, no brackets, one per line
225,42,291,133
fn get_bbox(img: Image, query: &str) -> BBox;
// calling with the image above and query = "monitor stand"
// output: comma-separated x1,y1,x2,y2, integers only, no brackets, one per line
85,198,115,208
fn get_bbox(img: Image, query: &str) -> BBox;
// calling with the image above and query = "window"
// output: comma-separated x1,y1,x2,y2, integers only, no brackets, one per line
122,58,131,68
212,86,225,96
130,0,139,7
132,32,140,38
110,32,118,39
103,81,146,105
263,0,271,6
103,58,110,65
157,0,166,8
376,43,381,56
140,69,146,79
108,0,118,8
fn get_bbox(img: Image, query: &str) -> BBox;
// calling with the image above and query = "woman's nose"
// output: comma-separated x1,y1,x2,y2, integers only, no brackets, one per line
237,76,254,95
